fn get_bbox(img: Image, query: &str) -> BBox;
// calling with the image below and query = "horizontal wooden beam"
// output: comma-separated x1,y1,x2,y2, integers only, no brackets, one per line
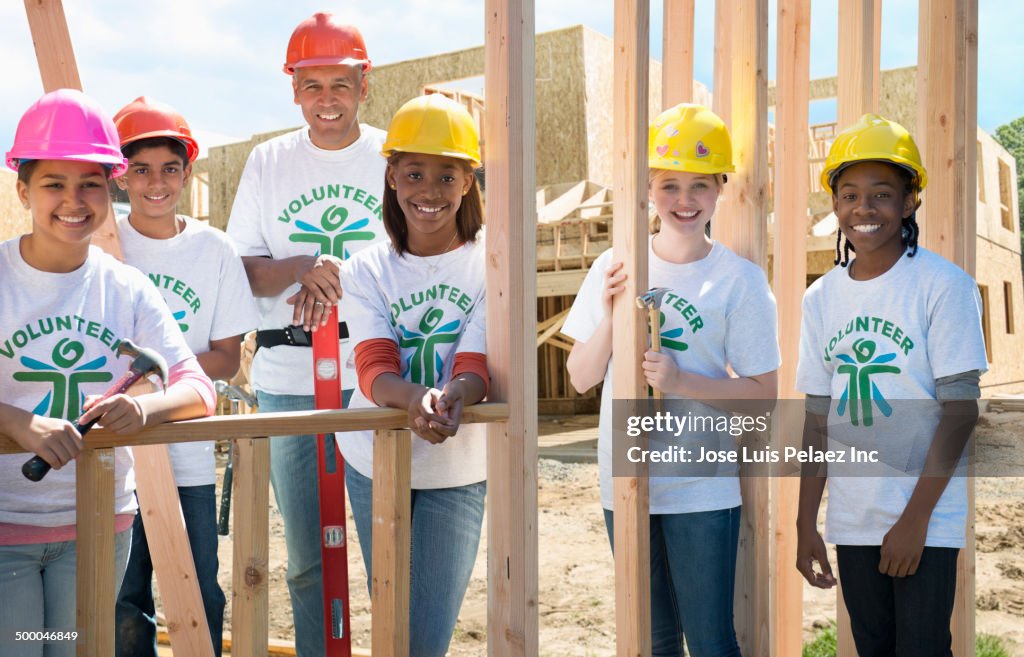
0,403,511,454
537,270,587,297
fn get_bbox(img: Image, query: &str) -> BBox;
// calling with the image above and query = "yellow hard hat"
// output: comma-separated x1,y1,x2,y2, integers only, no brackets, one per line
648,103,734,174
821,113,927,194
381,94,481,168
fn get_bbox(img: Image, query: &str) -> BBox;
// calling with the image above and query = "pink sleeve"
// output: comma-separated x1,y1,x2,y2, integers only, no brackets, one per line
168,357,216,416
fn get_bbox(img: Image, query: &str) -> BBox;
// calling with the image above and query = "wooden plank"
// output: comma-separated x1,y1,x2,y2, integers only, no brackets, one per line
772,2,810,656
612,1,651,655
231,437,270,657
662,0,695,106
537,270,587,298
0,404,512,454
371,430,412,657
133,444,215,657
484,0,538,655
22,0,122,261
837,0,880,129
918,2,979,656
538,181,588,223
76,447,115,657
713,0,732,124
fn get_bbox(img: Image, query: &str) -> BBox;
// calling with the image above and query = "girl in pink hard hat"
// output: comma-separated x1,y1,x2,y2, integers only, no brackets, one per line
0,89,215,651
563,104,780,657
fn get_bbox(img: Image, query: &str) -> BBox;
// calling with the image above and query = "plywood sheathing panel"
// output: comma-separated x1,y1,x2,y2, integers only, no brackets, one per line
0,170,30,242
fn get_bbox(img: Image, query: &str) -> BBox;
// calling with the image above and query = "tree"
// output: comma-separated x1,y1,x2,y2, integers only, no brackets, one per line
994,116,1024,238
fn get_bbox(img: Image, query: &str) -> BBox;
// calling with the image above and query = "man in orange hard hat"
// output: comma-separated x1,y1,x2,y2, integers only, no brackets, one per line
225,13,388,656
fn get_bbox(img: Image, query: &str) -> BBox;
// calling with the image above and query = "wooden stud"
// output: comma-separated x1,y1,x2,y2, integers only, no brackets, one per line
231,437,270,657
75,447,115,657
22,0,123,261
371,430,412,657
713,0,733,125
133,444,214,657
612,1,651,655
837,0,881,129
484,0,539,655
772,3,810,657
662,0,695,107
917,2,979,655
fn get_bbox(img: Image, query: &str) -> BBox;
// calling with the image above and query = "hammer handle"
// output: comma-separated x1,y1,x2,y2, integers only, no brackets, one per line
22,368,148,482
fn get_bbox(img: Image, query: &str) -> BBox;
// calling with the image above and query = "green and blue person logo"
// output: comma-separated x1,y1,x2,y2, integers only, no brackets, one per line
289,205,377,260
172,310,189,334
13,338,113,419
397,308,461,388
656,311,689,352
835,338,900,427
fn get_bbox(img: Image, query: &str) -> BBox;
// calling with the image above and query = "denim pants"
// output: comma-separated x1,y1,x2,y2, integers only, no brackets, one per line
604,506,742,657
837,545,960,657
115,485,225,657
0,529,132,657
257,391,348,657
345,461,486,657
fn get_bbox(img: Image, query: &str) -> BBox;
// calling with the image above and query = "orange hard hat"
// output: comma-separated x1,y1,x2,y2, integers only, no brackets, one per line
283,13,371,75
113,96,199,162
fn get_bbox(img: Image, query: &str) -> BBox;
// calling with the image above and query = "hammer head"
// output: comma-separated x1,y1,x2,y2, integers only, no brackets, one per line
117,339,169,391
635,287,671,310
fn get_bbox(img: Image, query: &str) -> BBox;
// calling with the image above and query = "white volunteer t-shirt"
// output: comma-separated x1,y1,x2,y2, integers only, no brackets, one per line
796,247,988,547
339,237,487,489
562,238,781,514
226,126,389,395
118,215,260,486
0,240,195,527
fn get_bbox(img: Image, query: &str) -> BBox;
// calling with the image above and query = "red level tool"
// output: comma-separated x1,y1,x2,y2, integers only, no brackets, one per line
312,305,351,656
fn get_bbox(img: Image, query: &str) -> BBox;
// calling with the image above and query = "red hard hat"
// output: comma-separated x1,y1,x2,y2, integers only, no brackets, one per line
283,13,371,75
113,96,199,163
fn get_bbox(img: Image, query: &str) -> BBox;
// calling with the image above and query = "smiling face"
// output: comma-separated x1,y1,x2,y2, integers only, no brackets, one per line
649,169,721,240
832,160,916,264
385,154,475,251
292,64,367,150
17,159,110,271
116,144,190,234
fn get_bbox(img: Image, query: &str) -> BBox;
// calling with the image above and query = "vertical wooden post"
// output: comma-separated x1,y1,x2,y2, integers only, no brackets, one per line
772,2,810,657
76,447,115,657
662,0,695,107
231,437,270,657
371,430,412,657
612,1,651,656
134,444,215,656
484,0,538,655
837,0,881,129
713,0,733,125
918,1,979,655
22,0,123,261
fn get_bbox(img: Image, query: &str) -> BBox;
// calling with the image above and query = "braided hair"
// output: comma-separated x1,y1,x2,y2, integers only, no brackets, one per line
833,163,920,267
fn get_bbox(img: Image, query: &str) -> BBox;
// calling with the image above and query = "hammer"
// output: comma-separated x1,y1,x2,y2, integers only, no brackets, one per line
213,380,257,536
636,287,671,400
22,339,169,482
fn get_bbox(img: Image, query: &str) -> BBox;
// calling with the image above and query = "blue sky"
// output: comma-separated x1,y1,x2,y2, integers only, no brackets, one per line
0,1,1020,156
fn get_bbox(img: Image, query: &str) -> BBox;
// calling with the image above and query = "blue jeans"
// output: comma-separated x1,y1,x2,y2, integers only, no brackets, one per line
0,529,132,657
837,545,960,657
345,461,486,657
115,485,225,657
604,506,742,657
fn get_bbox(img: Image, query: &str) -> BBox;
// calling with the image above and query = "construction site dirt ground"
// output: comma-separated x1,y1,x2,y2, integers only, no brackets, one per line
185,412,1024,656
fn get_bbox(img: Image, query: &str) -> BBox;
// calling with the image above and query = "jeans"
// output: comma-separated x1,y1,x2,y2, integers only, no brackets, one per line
837,545,960,657
115,485,225,657
604,506,742,657
0,529,132,657
345,461,486,657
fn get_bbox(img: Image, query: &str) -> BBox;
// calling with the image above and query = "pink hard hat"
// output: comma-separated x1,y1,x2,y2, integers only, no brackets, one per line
6,89,128,177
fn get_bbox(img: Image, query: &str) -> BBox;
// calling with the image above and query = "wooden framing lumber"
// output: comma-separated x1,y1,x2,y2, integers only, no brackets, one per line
372,430,412,657
836,0,881,129
713,0,733,124
76,447,115,657
484,0,539,655
772,2,810,656
133,444,215,656
231,437,270,657
662,0,695,106
917,2,979,655
612,1,651,655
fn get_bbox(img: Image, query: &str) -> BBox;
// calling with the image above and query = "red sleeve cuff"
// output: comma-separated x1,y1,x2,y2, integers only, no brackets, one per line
354,339,401,404
453,352,489,398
